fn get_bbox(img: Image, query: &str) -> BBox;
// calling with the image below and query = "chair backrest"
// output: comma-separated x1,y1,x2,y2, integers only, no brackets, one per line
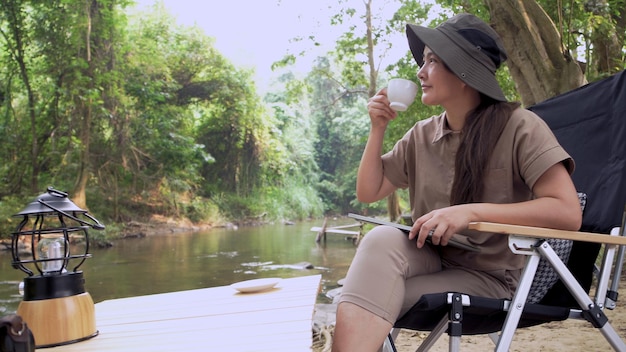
530,70,626,233
528,70,626,306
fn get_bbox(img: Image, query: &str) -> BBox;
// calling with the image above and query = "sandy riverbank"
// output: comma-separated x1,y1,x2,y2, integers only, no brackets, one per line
312,279,626,351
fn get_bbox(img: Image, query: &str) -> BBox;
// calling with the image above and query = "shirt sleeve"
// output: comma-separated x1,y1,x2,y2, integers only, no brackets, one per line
381,129,412,189
512,109,575,189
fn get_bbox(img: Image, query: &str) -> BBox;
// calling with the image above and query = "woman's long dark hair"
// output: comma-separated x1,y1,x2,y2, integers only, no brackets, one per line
450,97,520,205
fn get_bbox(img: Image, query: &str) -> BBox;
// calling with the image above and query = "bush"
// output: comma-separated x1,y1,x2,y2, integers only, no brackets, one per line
0,195,33,239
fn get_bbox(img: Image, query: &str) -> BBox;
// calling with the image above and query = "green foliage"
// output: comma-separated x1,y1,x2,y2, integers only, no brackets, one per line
437,0,626,77
183,197,221,224
90,222,124,245
299,57,370,214
0,0,319,228
0,195,31,238
212,179,323,223
0,0,624,236
264,181,324,220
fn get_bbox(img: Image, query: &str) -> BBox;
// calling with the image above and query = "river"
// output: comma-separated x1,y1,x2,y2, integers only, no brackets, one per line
0,218,359,315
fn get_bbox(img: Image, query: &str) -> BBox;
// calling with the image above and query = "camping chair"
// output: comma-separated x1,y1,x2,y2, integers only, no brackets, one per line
383,70,626,351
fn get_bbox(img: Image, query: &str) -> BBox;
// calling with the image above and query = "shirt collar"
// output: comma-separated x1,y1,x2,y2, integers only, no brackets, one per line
432,112,460,143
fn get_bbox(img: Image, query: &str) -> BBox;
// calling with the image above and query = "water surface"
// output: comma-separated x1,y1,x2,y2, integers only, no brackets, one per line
0,218,359,315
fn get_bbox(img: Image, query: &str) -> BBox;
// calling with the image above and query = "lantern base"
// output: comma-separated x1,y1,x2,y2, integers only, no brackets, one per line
23,271,87,301
17,292,98,348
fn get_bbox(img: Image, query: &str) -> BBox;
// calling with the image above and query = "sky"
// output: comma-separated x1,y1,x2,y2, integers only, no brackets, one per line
129,0,411,93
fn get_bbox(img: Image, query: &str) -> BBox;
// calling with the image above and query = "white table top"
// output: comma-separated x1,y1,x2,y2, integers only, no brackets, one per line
41,274,322,351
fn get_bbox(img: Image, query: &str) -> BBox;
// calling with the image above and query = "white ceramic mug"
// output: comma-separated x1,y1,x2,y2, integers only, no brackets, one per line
387,78,418,111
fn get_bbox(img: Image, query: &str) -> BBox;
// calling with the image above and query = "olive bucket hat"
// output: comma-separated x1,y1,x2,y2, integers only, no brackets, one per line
406,13,508,101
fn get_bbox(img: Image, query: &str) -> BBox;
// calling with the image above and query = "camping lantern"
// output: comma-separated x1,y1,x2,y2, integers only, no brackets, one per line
10,187,105,348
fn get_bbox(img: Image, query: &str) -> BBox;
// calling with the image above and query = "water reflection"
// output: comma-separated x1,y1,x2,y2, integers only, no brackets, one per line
0,218,358,314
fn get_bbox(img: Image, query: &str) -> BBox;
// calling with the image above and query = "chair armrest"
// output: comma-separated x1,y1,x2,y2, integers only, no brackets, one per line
468,222,626,246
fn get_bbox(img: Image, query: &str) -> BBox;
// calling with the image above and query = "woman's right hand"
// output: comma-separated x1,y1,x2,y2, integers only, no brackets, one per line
367,88,398,129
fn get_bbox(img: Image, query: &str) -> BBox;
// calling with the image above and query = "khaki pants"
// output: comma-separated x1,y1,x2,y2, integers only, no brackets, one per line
338,226,519,324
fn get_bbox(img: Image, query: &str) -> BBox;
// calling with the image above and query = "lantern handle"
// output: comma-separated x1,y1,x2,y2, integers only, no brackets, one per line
37,199,106,230
47,187,68,198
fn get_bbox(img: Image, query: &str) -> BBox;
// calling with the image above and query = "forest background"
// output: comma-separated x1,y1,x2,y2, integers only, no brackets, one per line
0,0,624,243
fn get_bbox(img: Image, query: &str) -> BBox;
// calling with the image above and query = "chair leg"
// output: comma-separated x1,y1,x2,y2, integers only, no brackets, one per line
382,332,398,352
605,241,624,309
495,249,542,351
389,327,401,341
488,332,499,345
537,240,626,351
381,328,401,352
416,316,448,352
448,335,461,352
447,293,463,352
605,227,625,310
595,237,617,307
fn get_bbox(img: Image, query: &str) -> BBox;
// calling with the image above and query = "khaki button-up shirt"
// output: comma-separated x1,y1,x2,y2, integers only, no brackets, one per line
382,108,573,272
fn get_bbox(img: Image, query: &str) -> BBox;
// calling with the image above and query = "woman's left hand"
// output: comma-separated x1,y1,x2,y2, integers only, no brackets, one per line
408,204,474,248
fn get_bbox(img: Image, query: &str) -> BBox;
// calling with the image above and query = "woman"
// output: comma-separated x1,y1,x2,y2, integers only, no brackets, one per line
332,13,582,351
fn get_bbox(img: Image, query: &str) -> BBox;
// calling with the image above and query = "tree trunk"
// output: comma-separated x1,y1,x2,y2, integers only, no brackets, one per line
364,0,399,219
365,0,377,98
72,0,96,209
2,0,40,193
387,193,401,222
587,0,624,76
486,0,586,106
72,89,91,210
